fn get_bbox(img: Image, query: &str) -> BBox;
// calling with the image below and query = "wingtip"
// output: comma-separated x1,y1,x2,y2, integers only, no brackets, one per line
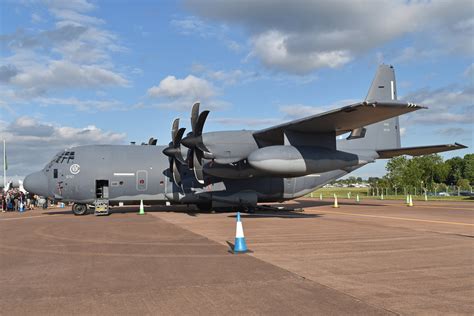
406,102,427,109
454,142,468,149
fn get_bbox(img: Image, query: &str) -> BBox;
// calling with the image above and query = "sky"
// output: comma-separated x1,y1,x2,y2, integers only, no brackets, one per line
0,0,472,182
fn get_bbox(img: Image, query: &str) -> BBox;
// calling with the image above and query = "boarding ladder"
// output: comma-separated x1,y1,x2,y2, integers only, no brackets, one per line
94,199,109,216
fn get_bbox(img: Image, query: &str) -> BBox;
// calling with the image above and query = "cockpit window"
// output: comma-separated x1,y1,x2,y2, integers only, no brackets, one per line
45,151,75,170
56,152,75,164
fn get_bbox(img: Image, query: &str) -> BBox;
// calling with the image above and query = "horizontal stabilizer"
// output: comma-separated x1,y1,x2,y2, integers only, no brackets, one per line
377,143,467,159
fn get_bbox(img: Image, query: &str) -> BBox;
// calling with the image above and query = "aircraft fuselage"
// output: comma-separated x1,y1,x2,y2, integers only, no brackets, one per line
25,143,361,207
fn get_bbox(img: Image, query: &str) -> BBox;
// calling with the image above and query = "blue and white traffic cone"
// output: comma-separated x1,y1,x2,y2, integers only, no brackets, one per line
233,212,248,253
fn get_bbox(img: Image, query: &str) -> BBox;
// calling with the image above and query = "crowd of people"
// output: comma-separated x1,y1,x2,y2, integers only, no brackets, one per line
0,189,46,212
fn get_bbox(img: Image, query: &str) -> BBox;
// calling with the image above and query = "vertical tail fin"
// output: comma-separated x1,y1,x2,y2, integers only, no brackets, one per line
366,64,398,102
343,65,401,151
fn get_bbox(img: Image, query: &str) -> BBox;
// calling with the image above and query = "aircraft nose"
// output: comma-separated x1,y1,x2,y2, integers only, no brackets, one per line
23,171,49,196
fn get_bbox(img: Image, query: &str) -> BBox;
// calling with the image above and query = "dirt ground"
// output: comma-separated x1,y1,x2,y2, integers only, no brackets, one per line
0,198,472,315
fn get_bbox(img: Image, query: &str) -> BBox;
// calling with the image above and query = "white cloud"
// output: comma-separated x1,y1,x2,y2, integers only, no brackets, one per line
171,16,211,37
411,113,472,125
0,0,128,98
11,60,128,91
252,30,351,73
171,15,244,53
43,0,95,12
464,63,474,78
402,84,473,126
146,99,230,112
0,117,126,178
391,47,439,64
147,75,216,99
36,97,123,111
0,87,125,112
31,13,43,23
145,74,231,111
186,0,473,73
437,127,469,136
191,64,259,85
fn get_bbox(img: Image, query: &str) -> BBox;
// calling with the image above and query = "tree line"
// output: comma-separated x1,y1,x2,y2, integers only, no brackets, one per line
374,154,473,193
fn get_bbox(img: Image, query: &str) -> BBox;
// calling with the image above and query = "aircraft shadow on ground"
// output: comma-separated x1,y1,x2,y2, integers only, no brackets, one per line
38,199,379,217
231,212,322,219
294,200,383,208
42,210,75,215
39,205,323,218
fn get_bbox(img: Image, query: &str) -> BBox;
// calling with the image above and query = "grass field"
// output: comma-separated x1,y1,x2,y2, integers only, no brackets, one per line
308,187,474,202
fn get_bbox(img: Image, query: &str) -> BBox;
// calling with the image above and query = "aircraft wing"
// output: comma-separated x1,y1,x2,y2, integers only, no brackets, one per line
253,101,425,144
377,143,467,159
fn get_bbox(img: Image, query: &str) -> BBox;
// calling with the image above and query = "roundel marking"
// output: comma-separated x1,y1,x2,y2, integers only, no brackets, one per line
70,164,81,175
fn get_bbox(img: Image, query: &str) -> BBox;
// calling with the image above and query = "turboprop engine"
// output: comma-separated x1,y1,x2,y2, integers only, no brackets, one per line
247,145,372,177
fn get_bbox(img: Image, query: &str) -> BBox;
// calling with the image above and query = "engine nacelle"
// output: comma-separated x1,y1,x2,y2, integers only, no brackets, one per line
248,145,365,177
203,161,266,179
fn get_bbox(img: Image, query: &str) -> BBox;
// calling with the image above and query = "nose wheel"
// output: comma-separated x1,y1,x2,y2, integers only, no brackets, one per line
72,203,88,216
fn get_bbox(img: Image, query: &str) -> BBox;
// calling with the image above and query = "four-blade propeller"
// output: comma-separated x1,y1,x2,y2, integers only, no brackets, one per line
181,102,209,184
162,118,186,186
163,102,211,186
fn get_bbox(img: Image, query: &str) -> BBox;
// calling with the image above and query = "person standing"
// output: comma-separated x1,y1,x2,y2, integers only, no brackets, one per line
1,192,5,212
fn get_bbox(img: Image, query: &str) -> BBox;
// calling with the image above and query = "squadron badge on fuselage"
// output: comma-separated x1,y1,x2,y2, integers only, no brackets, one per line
70,164,80,175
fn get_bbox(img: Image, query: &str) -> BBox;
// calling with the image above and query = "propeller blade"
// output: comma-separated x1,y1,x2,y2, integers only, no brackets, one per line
195,110,209,136
171,118,180,141
193,150,205,184
172,160,182,186
187,148,194,169
173,127,186,147
191,102,200,133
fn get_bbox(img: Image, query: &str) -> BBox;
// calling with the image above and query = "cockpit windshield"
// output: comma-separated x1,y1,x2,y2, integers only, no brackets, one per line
45,150,76,169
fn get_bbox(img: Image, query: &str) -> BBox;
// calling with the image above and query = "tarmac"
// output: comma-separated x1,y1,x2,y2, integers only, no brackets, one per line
0,198,472,315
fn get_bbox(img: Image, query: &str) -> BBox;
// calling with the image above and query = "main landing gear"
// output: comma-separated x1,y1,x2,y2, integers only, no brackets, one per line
72,203,88,216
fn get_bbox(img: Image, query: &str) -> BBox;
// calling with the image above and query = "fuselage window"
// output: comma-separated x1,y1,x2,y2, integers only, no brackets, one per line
53,169,58,179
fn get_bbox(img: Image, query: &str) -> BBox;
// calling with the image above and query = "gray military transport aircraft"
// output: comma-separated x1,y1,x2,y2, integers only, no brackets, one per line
24,65,466,215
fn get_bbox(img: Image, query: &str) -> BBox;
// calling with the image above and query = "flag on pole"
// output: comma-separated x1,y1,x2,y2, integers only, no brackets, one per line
3,140,7,171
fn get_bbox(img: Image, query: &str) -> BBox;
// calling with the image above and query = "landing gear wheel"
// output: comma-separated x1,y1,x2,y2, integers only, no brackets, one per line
72,203,88,216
